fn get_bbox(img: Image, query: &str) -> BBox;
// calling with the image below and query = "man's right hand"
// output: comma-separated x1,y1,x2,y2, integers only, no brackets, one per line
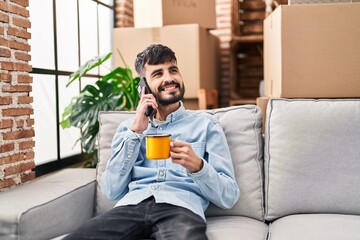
131,87,158,133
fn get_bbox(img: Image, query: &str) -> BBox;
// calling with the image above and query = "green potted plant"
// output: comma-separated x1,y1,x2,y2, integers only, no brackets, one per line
60,51,140,167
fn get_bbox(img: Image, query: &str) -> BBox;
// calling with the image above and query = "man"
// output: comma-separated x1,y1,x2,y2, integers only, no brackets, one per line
65,44,240,240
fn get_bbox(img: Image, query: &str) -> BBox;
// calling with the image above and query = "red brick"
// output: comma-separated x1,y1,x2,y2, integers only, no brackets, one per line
0,178,16,189
0,26,4,35
0,2,10,11
7,26,31,39
0,155,14,165
21,171,35,183
15,52,31,61
2,107,34,117
10,0,29,7
17,74,32,83
18,95,33,104
1,62,32,72
1,62,17,71
0,143,14,153
0,37,9,47
0,96,12,105
12,16,30,28
0,2,29,17
0,119,13,129
0,156,10,165
26,118,34,126
0,12,9,23
8,40,30,51
0,48,11,57
16,119,24,128
24,151,34,160
19,140,35,150
0,73,12,82
3,129,34,139
2,85,32,93
0,152,34,165
4,161,36,176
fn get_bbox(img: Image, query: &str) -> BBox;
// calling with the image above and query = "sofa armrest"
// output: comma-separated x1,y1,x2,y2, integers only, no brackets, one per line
0,168,96,240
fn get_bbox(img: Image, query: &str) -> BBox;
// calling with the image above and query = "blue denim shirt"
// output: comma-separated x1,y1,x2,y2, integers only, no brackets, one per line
101,104,240,220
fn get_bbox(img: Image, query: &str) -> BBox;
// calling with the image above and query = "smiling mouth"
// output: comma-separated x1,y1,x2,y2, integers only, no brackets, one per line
162,85,177,91
160,81,180,92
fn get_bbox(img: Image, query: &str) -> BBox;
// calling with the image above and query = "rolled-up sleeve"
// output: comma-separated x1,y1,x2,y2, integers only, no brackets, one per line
101,124,144,200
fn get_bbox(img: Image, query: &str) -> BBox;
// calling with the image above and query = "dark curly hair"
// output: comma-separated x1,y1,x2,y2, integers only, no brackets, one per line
135,44,177,76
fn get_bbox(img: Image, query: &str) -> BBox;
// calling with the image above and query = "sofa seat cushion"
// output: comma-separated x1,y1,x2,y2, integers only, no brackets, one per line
206,216,268,240
0,169,96,240
269,214,360,240
265,99,360,220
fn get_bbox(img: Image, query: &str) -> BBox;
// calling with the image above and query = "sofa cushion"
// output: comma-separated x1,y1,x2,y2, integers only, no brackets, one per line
264,99,360,220
97,105,265,221
204,106,264,221
0,169,96,240
96,111,135,216
206,216,268,240
268,214,360,240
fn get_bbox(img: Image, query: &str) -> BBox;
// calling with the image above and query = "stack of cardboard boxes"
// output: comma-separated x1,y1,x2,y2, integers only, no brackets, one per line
258,2,360,130
113,0,219,109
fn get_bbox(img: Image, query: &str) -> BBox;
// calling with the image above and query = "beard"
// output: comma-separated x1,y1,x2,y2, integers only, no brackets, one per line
154,80,185,106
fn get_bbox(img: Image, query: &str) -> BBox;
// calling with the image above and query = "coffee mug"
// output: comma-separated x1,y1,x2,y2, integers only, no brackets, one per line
145,133,172,160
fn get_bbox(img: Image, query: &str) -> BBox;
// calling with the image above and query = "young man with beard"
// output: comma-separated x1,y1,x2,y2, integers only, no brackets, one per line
65,44,240,240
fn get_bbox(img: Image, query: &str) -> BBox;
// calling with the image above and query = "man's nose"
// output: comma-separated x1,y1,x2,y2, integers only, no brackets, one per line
163,71,173,82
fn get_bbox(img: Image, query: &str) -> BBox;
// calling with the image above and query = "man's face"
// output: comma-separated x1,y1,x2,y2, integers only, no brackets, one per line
144,61,185,105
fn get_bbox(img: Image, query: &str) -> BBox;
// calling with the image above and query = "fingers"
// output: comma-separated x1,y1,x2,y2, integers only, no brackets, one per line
170,140,191,154
137,88,157,114
170,140,203,172
140,88,157,107
131,88,157,132
170,141,193,164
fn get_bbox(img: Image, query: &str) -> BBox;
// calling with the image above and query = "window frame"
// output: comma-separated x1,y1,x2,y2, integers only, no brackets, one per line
30,0,115,176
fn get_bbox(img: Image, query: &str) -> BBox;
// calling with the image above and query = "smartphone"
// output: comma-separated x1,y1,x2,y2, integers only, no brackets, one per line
137,77,155,117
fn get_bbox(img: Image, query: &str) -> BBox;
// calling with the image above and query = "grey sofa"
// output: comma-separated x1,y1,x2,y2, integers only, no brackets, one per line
1,98,360,240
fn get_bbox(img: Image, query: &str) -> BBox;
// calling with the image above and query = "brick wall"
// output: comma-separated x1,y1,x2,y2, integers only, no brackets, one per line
114,0,232,106
0,0,34,191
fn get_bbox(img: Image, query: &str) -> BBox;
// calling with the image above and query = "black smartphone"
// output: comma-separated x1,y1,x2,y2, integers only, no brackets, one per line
137,77,155,117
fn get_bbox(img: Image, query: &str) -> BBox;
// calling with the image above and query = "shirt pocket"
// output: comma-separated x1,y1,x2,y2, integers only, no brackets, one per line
191,142,206,158
175,142,206,173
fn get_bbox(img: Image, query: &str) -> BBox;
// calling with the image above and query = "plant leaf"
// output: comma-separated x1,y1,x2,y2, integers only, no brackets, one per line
66,52,112,87
61,52,141,163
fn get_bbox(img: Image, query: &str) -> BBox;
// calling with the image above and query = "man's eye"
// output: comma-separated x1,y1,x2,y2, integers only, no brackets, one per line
154,72,162,77
170,69,178,73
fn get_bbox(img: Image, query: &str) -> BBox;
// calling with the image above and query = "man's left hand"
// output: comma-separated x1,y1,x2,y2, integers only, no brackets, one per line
170,140,203,173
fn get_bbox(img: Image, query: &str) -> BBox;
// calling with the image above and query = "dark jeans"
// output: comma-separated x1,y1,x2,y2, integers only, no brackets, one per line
64,197,208,240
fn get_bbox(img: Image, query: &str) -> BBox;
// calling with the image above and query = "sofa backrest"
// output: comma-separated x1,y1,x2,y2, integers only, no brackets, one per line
264,99,360,221
97,105,265,221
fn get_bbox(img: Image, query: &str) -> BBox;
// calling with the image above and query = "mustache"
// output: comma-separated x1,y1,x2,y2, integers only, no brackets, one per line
158,81,180,91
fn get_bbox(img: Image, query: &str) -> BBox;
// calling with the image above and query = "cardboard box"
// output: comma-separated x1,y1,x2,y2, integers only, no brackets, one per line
113,24,219,99
289,0,352,4
134,0,216,29
256,97,270,133
264,3,360,98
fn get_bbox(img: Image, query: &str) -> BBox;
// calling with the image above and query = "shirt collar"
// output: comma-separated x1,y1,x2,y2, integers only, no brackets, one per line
149,102,186,128
165,101,185,123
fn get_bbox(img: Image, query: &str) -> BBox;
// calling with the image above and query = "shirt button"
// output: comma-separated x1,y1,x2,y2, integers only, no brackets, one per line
159,171,164,176
151,185,157,190
159,127,163,130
